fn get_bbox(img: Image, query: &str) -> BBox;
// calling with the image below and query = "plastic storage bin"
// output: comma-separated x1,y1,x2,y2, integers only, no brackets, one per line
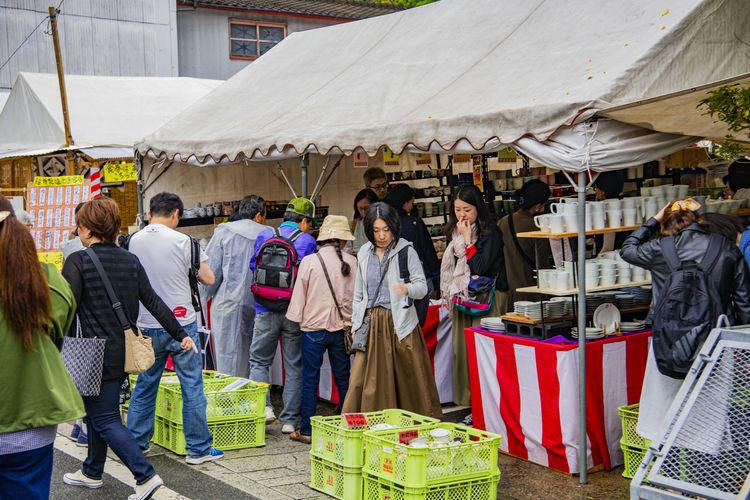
309,455,363,500
363,422,501,488
362,471,500,500
621,441,647,479
151,415,265,454
618,404,651,449
311,409,438,468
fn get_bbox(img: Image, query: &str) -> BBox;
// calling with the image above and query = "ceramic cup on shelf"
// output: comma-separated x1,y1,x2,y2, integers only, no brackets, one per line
599,270,617,286
563,214,578,233
641,186,653,196
538,269,555,289
622,208,637,227
534,214,551,233
675,184,689,199
632,266,646,281
549,214,565,233
552,270,570,291
585,210,593,231
617,266,632,284
607,210,623,229
592,210,606,230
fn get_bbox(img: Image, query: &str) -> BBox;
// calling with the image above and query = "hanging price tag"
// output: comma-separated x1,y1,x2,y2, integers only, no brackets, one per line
398,429,418,445
343,413,368,427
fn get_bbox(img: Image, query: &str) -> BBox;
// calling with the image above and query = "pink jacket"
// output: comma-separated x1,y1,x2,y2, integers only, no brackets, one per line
286,245,357,332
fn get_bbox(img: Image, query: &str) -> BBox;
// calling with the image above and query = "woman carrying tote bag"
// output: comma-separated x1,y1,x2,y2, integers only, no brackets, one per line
342,202,441,419
61,198,197,500
0,196,84,500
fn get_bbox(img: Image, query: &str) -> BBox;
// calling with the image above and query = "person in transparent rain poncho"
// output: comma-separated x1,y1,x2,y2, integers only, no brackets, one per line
202,195,271,377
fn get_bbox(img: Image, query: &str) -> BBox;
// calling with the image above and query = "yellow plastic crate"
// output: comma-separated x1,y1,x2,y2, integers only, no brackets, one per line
362,471,500,500
618,404,651,449
309,455,363,500
363,423,501,489
621,442,648,479
151,415,265,455
311,409,438,468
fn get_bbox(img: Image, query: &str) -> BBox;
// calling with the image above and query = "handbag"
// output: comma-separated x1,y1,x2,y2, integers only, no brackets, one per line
61,317,106,397
316,253,353,354
452,274,496,317
351,253,391,352
86,248,155,374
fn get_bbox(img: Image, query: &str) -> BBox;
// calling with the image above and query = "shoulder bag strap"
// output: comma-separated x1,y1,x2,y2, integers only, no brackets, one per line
398,247,411,284
316,253,345,323
507,213,536,269
85,247,130,331
698,233,724,275
368,251,392,309
661,236,681,272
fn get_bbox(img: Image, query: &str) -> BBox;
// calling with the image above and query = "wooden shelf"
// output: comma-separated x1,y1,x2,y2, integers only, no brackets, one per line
516,225,641,239
515,280,652,297
502,305,649,324
414,196,443,202
730,208,750,217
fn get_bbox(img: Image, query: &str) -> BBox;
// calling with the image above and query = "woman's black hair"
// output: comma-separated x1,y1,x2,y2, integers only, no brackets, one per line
594,171,624,199
384,184,415,216
317,239,351,276
726,173,750,193
353,188,379,219
444,184,492,239
515,179,550,210
703,213,745,243
363,202,400,246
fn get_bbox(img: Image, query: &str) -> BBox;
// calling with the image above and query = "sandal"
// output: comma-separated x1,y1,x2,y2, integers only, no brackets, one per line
289,430,311,444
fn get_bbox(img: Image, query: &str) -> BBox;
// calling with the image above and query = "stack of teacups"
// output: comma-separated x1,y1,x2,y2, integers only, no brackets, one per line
605,199,622,229
585,261,600,287
590,201,606,230
552,270,570,291
617,260,631,284
642,196,659,220
632,265,646,281
622,197,638,226
675,184,689,199
598,259,618,286
551,201,578,233
663,184,679,201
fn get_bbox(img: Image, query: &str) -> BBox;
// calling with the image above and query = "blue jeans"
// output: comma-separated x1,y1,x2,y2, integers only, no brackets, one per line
127,322,213,458
300,330,350,436
83,378,156,483
249,312,302,425
0,443,54,499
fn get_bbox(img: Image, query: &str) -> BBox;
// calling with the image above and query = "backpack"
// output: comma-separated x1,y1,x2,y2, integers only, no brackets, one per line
398,247,432,327
651,234,724,379
251,228,303,312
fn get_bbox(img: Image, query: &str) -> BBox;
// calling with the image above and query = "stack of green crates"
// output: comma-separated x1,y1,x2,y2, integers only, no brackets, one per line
121,370,268,454
361,422,502,500
309,409,439,500
619,403,651,479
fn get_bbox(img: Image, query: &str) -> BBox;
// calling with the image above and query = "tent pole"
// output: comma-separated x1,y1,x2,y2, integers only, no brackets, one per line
300,154,308,198
576,172,587,484
309,156,330,201
135,153,144,229
276,162,297,198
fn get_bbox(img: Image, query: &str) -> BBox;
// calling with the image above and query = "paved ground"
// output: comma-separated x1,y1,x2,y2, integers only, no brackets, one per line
51,387,632,499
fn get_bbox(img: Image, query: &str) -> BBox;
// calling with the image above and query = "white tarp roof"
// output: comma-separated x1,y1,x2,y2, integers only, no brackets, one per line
0,92,8,114
136,0,750,166
0,73,223,160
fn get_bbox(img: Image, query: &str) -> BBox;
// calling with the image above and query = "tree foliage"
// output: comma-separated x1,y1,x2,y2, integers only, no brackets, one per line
364,0,439,8
698,84,750,161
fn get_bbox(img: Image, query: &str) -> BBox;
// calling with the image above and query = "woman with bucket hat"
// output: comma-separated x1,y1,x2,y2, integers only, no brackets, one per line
285,215,358,443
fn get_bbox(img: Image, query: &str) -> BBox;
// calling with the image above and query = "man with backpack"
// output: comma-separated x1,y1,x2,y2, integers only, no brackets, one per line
249,198,317,433
125,193,224,465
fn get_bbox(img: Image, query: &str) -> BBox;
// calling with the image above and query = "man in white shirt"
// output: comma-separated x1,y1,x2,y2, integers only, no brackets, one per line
125,192,223,465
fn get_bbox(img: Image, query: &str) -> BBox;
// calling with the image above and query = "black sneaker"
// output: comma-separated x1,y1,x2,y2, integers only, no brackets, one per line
461,413,473,427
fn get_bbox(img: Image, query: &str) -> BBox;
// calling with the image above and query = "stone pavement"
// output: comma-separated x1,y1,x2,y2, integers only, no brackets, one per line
53,396,632,500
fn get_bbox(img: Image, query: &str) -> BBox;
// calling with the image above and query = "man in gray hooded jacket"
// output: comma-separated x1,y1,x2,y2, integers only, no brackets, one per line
202,195,270,378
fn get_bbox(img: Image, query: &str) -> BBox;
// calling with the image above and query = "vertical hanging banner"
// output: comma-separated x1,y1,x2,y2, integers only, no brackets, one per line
472,155,484,191
383,146,400,166
90,166,101,199
353,151,369,168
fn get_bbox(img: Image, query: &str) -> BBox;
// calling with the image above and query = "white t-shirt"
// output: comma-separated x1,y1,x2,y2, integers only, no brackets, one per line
129,223,208,328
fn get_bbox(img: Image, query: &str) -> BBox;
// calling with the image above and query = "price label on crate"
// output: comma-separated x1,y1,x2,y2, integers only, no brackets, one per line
398,429,418,445
343,413,368,427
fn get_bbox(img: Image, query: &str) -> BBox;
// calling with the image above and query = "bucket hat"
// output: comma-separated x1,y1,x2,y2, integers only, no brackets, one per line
317,215,354,241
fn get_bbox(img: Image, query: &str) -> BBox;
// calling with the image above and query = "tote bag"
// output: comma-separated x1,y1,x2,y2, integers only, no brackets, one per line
61,318,106,397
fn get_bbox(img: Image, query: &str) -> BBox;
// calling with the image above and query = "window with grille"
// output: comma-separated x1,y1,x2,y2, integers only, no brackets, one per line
229,19,286,60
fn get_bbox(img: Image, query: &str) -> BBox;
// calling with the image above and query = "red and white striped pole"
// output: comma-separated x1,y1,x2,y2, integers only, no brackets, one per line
90,166,101,199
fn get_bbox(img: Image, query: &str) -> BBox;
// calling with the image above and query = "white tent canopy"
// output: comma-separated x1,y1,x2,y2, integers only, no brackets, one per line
137,0,749,166
0,73,223,160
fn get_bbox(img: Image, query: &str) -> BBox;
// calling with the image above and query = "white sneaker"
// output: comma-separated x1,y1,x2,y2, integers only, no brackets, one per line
265,406,276,424
128,473,163,500
185,447,224,465
281,423,295,434
62,470,103,489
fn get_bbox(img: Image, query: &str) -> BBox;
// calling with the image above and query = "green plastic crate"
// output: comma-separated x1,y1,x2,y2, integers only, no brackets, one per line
121,370,226,418
618,404,651,449
311,409,439,468
621,441,647,479
309,455,363,500
362,471,500,500
363,422,501,489
151,415,265,454
157,377,268,424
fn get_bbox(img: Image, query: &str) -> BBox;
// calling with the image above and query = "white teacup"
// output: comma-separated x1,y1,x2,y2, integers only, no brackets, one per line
592,211,606,230
534,214,551,233
607,210,622,229
618,268,632,284
675,185,689,199
549,215,565,233
585,210,592,231
552,270,570,291
632,266,646,281
600,273,617,286
605,199,622,211
564,214,578,233
623,208,637,226
641,186,653,196
538,269,555,289
622,198,637,210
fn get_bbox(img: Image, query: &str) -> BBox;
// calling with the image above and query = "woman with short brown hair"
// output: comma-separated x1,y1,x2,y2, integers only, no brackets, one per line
61,198,197,500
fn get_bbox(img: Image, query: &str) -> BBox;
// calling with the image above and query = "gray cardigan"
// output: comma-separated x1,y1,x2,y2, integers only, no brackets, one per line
352,239,428,340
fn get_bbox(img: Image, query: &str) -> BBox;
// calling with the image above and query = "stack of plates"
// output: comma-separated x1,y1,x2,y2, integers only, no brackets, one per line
545,300,567,318
480,317,505,332
550,297,572,316
571,327,605,339
585,293,615,314
623,286,652,305
620,320,646,333
524,302,543,319
614,293,635,309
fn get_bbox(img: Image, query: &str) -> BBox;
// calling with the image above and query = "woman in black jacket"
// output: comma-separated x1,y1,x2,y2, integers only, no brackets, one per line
440,184,508,409
620,199,750,442
384,184,440,292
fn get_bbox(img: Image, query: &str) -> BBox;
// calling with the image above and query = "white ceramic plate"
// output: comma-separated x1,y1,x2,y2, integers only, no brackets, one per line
592,303,621,334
